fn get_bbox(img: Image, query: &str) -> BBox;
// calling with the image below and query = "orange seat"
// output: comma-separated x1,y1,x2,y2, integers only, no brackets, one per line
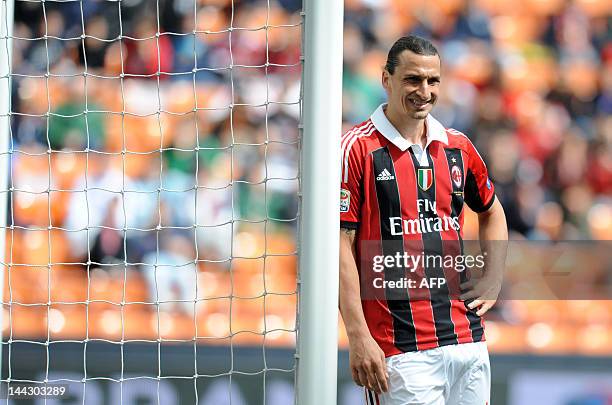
509,300,562,324
48,305,87,340
89,270,125,303
12,230,69,266
124,270,149,303
576,325,612,356
231,297,265,335
50,265,88,303
485,322,527,353
7,306,47,338
198,270,232,300
126,305,158,340
87,302,121,340
525,324,577,354
6,264,49,305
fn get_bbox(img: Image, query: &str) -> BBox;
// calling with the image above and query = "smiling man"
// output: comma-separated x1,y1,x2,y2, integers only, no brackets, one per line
339,36,508,405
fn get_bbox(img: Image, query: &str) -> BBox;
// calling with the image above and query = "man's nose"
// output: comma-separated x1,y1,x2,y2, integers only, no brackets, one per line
415,80,430,99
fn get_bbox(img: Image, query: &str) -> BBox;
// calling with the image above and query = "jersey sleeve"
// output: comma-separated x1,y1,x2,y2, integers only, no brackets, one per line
340,133,364,228
463,137,495,213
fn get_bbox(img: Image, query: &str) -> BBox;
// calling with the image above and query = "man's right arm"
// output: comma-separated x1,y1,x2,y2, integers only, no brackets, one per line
339,227,388,394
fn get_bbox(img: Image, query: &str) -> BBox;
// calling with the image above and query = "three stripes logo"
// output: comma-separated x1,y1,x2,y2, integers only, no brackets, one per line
376,168,395,181
417,168,433,191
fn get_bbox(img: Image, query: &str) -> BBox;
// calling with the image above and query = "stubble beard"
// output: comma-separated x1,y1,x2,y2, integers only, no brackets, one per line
409,109,430,120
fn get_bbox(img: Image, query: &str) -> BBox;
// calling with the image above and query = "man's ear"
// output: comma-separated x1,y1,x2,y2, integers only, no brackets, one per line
382,70,390,92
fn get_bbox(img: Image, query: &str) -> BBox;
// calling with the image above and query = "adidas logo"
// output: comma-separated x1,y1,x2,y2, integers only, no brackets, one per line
376,168,395,181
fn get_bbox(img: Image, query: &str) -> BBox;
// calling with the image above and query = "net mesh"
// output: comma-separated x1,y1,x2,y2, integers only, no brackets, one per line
1,0,302,403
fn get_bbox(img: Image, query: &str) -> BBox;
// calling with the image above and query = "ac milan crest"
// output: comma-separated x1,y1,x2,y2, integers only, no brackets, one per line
451,165,462,188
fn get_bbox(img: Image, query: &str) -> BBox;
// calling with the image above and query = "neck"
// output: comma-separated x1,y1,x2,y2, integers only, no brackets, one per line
384,105,427,147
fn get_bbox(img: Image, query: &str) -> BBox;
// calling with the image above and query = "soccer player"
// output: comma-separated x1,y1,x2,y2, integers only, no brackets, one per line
339,35,508,405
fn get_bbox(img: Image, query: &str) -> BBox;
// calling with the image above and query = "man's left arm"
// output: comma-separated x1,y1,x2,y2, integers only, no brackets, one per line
459,135,508,316
462,197,508,316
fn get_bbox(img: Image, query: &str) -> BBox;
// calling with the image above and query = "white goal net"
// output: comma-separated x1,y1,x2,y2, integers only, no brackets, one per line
0,0,305,403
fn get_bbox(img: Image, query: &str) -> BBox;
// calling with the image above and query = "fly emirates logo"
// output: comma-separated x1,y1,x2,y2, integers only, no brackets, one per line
389,199,460,236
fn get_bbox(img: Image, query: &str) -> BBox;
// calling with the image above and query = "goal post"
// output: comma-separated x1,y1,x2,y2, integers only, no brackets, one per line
0,0,14,371
297,0,344,404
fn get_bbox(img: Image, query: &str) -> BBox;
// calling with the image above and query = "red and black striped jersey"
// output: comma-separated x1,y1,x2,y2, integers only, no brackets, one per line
340,104,496,357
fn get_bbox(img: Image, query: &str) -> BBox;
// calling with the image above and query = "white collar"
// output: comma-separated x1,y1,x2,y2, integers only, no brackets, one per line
370,103,448,151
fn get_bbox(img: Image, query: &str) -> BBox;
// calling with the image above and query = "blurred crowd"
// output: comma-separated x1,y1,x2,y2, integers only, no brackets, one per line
4,0,612,351
8,0,303,344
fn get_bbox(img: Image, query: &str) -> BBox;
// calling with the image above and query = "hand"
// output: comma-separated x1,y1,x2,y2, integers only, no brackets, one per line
348,334,389,394
460,274,502,316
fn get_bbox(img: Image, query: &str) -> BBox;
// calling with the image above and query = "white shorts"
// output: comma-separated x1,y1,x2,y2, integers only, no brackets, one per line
365,342,490,405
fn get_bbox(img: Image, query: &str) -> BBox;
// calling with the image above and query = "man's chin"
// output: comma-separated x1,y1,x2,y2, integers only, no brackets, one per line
409,110,430,120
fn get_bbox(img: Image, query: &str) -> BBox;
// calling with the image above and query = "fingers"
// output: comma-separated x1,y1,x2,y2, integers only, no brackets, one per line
461,282,499,301
466,299,497,316
367,372,379,394
353,360,388,394
379,350,389,391
352,363,374,391
373,358,389,393
349,338,389,394
352,366,367,387
362,361,378,393
467,299,483,309
351,367,361,386
368,355,390,394
476,300,495,316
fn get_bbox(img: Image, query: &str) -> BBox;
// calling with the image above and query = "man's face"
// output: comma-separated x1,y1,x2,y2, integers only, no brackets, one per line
382,50,441,120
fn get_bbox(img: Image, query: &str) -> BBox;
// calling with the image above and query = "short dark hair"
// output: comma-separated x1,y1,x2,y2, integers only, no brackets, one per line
384,36,439,75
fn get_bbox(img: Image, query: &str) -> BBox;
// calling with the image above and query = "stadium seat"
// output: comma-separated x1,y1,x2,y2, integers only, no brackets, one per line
484,322,527,353
8,306,47,338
